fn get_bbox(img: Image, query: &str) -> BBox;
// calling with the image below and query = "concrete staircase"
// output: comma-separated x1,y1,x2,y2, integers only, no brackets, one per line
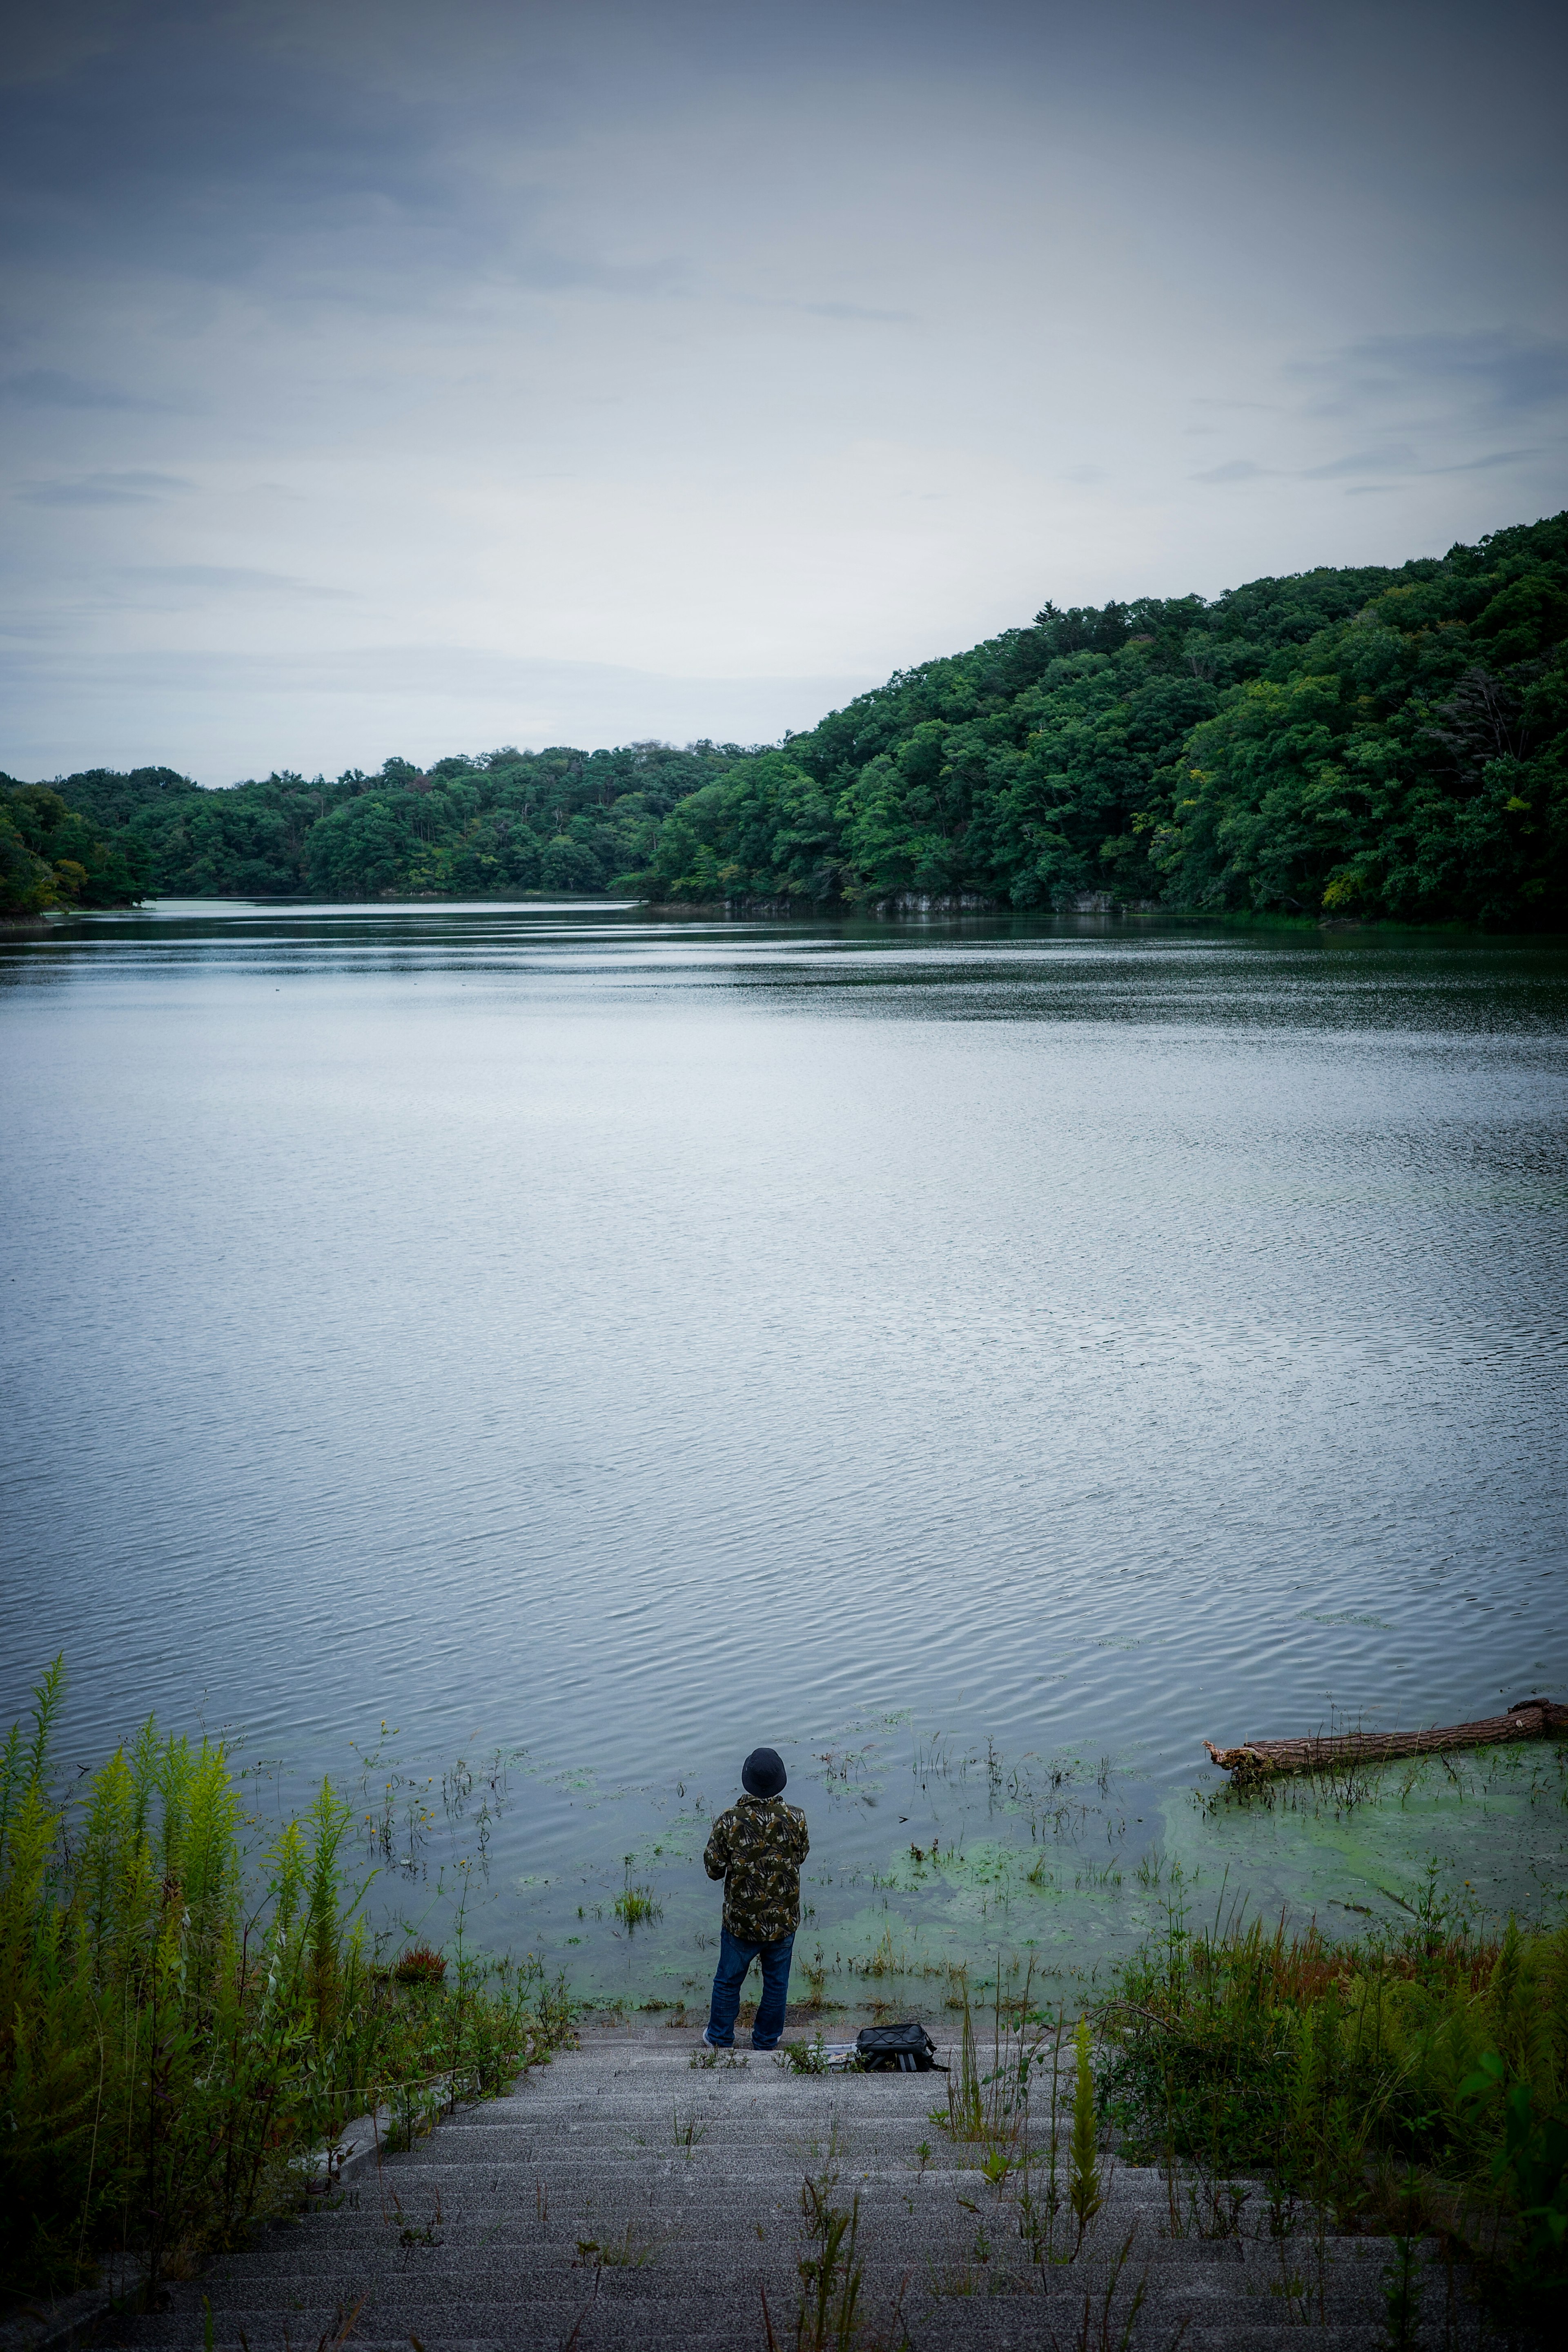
100,2028,1484,2350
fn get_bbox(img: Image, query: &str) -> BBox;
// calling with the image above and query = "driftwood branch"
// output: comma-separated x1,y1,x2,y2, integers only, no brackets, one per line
1204,1698,1568,1781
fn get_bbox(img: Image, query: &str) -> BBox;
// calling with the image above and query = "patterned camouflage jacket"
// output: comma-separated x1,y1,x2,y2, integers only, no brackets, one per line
703,1793,810,1944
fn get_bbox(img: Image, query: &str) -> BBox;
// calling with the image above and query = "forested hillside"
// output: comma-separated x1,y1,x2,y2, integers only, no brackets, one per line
7,511,1566,927
642,509,1568,927
0,782,142,918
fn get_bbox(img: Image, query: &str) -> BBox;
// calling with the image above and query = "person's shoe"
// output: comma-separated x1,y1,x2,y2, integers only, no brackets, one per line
701,2027,731,2049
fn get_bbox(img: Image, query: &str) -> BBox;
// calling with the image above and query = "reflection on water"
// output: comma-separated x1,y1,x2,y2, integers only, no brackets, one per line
3,901,1566,2001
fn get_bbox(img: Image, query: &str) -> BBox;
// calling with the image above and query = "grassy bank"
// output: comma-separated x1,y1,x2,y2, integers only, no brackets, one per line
1099,1889,1568,2332
0,1664,570,2305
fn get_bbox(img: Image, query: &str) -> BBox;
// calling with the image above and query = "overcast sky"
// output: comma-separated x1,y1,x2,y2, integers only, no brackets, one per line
3,0,1565,784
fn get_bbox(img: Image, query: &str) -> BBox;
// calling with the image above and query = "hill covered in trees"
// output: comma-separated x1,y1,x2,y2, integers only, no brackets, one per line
7,510,1566,928
0,782,143,920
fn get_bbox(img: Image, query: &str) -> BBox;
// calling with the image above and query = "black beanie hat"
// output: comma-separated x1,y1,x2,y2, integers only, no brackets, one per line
742,1746,787,1797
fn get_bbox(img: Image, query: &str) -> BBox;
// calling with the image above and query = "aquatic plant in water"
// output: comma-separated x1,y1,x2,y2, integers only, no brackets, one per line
613,1855,663,1929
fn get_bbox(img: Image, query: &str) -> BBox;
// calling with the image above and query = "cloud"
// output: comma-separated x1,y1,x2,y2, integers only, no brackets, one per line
0,12,469,287
16,469,192,506
0,368,168,410
1299,441,1547,483
1299,444,1417,480
1433,445,1548,473
799,300,915,324
721,291,918,324
502,250,688,299
1289,329,1568,421
120,564,355,600
1196,434,1554,491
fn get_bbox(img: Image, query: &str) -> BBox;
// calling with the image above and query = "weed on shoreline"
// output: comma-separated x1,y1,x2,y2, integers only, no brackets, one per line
0,1661,570,2306
1099,1887,1568,2332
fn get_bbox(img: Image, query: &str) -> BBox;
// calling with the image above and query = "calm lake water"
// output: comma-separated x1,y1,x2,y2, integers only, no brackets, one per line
3,902,1566,2005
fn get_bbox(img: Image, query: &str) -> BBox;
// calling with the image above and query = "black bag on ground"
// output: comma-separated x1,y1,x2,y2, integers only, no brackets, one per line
855,2021,944,2072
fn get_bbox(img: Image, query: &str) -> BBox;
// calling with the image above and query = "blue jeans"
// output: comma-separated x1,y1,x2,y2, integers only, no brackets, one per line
706,1926,795,2049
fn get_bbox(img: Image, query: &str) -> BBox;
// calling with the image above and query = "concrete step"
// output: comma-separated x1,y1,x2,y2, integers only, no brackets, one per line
174,2245,1367,2298
103,2338,1396,2352
98,2272,1463,2352
337,2161,1131,2191
99,2297,1432,2352
336,2171,1163,2204
321,2212,1354,2253
103,2241,1440,2313
85,2034,1489,2352
222,2201,1342,2249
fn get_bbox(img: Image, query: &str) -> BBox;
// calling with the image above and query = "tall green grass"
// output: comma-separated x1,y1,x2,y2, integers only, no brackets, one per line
1099,1883,1568,2325
0,1662,570,2303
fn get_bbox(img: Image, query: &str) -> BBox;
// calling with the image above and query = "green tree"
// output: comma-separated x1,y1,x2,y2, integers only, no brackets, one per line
0,797,57,917
644,751,839,902
0,785,142,913
305,795,421,897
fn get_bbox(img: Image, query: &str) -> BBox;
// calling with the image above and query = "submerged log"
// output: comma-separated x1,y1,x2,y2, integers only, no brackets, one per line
1205,1697,1568,1781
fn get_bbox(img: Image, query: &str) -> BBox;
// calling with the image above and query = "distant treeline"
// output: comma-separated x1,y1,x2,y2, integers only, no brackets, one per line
6,510,1566,928
0,743,737,918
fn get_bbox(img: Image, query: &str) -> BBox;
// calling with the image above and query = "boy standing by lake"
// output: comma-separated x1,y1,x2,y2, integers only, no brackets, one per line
701,1747,809,2051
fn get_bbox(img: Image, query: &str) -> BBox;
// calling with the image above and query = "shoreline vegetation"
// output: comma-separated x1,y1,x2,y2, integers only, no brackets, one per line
4,508,1566,931
1101,1897,1568,2336
0,1664,570,2310
917,1902,1568,2341
6,1671,1565,2334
